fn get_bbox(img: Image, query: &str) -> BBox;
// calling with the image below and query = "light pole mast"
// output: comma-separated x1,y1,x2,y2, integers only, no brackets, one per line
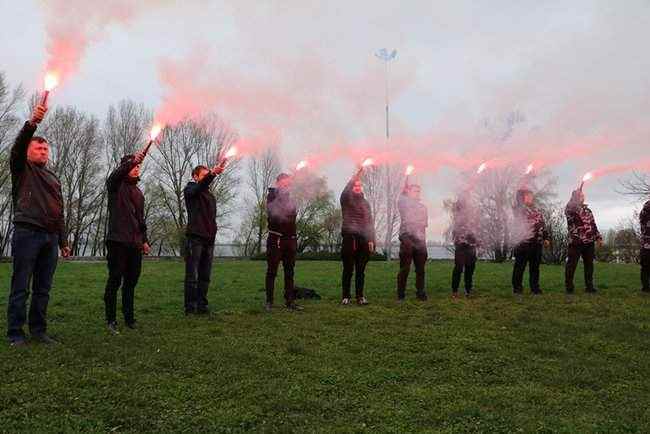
375,48,397,139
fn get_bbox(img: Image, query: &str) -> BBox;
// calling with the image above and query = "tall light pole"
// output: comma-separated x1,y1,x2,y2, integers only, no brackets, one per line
375,48,397,139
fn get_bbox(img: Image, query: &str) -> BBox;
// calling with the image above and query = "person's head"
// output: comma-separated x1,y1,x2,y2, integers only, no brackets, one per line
192,165,210,182
122,155,141,179
276,173,292,189
406,184,421,201
571,189,585,205
27,136,49,166
516,188,534,206
352,179,363,195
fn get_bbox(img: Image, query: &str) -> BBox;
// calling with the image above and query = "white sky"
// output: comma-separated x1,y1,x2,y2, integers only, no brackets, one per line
1,0,648,241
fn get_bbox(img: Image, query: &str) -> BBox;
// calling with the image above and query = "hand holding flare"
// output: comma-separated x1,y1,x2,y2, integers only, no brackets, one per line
140,124,164,160
579,172,593,191
355,157,374,178
41,72,59,106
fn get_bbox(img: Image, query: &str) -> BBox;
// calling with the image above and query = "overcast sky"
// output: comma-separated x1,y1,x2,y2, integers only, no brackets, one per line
1,0,648,241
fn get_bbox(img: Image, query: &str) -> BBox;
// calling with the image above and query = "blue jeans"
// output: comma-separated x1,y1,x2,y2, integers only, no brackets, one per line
7,226,59,339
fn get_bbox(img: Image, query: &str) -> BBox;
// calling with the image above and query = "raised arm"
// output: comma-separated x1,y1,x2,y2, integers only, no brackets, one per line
11,104,47,173
184,172,216,199
106,153,142,192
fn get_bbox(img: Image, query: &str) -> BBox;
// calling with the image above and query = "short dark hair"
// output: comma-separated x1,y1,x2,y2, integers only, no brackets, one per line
276,173,291,182
192,165,209,178
30,136,48,145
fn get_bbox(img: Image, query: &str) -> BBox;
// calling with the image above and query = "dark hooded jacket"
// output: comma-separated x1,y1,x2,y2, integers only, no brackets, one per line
184,173,217,243
340,178,375,242
267,187,297,237
565,192,601,245
398,189,428,242
105,156,148,247
11,121,67,248
640,200,650,249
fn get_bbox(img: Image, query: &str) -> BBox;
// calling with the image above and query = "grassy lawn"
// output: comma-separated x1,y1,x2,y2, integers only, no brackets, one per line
0,259,649,433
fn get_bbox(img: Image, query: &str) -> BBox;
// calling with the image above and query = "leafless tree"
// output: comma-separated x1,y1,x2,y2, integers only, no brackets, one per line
245,147,280,255
361,165,386,244
619,172,650,200
381,163,405,258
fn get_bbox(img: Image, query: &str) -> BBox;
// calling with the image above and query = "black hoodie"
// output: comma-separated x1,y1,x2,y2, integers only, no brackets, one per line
339,178,375,242
184,173,217,243
105,156,148,247
267,187,297,237
640,200,650,249
11,121,67,248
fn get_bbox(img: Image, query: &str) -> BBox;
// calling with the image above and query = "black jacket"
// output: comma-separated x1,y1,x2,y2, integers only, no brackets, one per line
105,157,148,247
640,200,650,249
267,187,297,237
340,178,375,242
11,121,67,248
398,191,428,242
184,173,217,243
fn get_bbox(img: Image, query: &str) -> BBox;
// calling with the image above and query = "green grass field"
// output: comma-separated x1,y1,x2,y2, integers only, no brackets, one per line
0,259,649,433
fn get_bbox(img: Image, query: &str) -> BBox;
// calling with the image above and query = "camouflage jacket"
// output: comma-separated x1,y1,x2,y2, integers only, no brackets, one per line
513,205,548,245
640,200,650,249
565,202,601,245
452,212,478,247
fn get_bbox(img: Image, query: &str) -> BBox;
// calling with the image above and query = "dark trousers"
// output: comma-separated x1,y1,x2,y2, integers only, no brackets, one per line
184,236,214,312
452,244,476,292
512,242,543,293
397,235,428,298
565,242,595,292
7,226,59,339
265,235,297,304
104,241,142,324
641,248,650,291
341,234,370,299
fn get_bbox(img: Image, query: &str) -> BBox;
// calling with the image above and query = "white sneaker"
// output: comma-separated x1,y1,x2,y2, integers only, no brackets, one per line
357,297,369,305
341,298,350,305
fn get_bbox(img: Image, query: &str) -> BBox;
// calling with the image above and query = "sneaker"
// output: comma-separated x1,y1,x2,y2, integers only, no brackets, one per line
264,302,273,312
416,292,428,301
464,290,472,298
341,298,351,305
356,297,369,306
107,321,120,335
451,291,459,299
9,336,27,347
286,303,304,311
125,321,137,330
32,333,58,345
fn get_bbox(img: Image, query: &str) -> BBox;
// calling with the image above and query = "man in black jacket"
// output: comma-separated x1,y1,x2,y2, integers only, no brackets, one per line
565,189,602,294
340,167,375,305
511,188,550,295
265,173,301,311
7,103,70,346
104,152,150,333
396,181,428,302
451,195,478,297
639,199,650,293
183,163,225,315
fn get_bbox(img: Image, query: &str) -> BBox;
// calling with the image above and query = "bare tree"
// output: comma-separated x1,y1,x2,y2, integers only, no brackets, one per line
361,165,386,245
291,171,336,252
542,204,568,264
381,163,405,259
619,172,650,199
245,147,280,255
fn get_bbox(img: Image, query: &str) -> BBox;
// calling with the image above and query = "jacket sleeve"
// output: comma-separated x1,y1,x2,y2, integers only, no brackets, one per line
640,202,650,228
266,187,277,214
106,158,136,192
184,173,216,199
10,121,37,174
340,177,356,207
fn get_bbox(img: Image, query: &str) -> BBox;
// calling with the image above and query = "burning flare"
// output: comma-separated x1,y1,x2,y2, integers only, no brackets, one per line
44,72,59,92
149,124,163,142
582,172,593,182
295,160,308,171
224,147,238,159
405,164,415,176
362,157,374,168
476,162,487,174
525,163,534,175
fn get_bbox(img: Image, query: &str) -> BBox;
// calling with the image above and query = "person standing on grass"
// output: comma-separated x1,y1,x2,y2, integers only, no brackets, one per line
639,199,650,293
6,102,71,347
265,173,302,312
396,179,429,302
104,151,151,334
565,188,602,294
451,195,478,298
339,166,375,305
511,188,550,295
183,162,226,315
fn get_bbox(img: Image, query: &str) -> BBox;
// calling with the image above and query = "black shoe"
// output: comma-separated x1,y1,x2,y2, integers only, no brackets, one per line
464,290,472,298
532,289,543,295
107,321,120,335
452,291,459,299
264,302,273,312
32,333,58,345
185,308,196,316
397,297,405,304
125,321,137,330
196,307,210,315
513,289,523,295
8,336,27,347
642,288,650,293
286,302,304,311
586,288,598,294
416,292,428,301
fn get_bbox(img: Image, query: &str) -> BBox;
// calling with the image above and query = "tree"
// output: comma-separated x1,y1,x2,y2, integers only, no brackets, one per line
245,147,280,255
542,204,568,264
292,171,336,252
381,163,405,259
